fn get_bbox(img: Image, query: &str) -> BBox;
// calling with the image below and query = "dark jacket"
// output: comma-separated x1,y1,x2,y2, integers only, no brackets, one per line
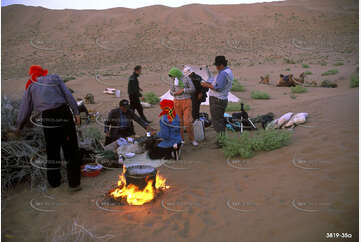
104,108,148,139
190,73,208,102
128,72,141,98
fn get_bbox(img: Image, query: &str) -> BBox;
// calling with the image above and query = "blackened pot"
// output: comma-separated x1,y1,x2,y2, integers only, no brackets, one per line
124,165,157,190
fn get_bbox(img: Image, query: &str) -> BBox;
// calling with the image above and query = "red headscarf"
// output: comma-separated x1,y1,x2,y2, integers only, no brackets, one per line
25,65,48,90
159,99,176,123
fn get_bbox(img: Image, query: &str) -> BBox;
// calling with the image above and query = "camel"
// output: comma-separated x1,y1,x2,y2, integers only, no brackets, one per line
293,72,305,84
259,75,270,85
277,73,305,87
277,74,297,87
304,80,318,87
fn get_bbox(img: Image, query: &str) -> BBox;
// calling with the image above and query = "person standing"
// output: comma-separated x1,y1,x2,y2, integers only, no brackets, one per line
169,67,198,146
16,65,82,191
201,56,233,148
128,65,151,123
183,66,209,121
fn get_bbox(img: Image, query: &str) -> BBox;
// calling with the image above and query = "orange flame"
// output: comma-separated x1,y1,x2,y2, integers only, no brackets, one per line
109,169,169,206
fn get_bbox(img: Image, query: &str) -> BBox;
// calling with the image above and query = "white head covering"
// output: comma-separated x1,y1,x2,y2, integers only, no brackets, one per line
183,65,193,77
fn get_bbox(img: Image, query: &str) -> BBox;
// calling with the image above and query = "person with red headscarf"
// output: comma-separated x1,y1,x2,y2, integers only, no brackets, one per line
16,65,82,192
148,99,182,160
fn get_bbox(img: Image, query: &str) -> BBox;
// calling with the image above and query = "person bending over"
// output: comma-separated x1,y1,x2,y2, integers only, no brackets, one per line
104,99,151,145
16,65,82,192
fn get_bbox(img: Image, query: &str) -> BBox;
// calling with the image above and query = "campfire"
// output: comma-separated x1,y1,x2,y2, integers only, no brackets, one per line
108,165,169,206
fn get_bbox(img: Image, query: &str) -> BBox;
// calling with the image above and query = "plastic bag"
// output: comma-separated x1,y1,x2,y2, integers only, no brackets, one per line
193,119,205,142
284,113,308,128
277,112,293,128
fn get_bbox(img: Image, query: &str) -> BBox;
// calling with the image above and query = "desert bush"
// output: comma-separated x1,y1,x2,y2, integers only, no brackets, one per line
231,79,246,92
225,102,250,112
218,132,254,158
1,97,47,193
251,129,291,152
320,61,328,66
334,61,344,66
350,73,359,88
291,85,307,93
321,69,338,76
304,71,312,75
143,92,160,104
218,129,291,158
2,96,20,134
302,64,310,68
79,126,102,140
46,220,114,242
284,58,296,64
321,80,338,88
251,91,270,99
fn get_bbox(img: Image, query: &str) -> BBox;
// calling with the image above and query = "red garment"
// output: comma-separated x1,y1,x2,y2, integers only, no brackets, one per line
25,65,48,90
159,99,176,123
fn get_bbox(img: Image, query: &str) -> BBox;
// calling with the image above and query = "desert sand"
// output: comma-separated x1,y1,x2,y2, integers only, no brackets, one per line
1,0,359,241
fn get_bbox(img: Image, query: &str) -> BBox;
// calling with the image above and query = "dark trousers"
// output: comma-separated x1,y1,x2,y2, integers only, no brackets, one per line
129,95,147,122
42,105,81,188
191,93,201,121
209,96,228,134
104,136,117,146
149,145,174,160
104,125,135,146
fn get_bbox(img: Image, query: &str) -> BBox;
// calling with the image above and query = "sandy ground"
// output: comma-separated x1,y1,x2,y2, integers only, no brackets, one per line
1,0,359,241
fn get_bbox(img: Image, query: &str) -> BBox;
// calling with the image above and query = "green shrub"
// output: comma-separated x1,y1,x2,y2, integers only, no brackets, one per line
334,61,344,66
302,64,310,68
231,79,246,92
291,85,307,93
219,129,292,158
290,94,297,99
350,73,359,88
321,80,338,88
143,92,160,104
219,132,255,158
304,71,312,75
80,126,102,140
320,61,327,66
284,58,296,64
285,68,290,71
321,69,338,76
226,102,250,112
251,91,270,99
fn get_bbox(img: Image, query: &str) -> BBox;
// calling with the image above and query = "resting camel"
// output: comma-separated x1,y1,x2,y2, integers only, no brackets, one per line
277,73,305,87
294,72,305,84
259,75,270,85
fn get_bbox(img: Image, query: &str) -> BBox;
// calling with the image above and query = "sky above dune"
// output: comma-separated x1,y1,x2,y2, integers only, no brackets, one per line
2,0,282,9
